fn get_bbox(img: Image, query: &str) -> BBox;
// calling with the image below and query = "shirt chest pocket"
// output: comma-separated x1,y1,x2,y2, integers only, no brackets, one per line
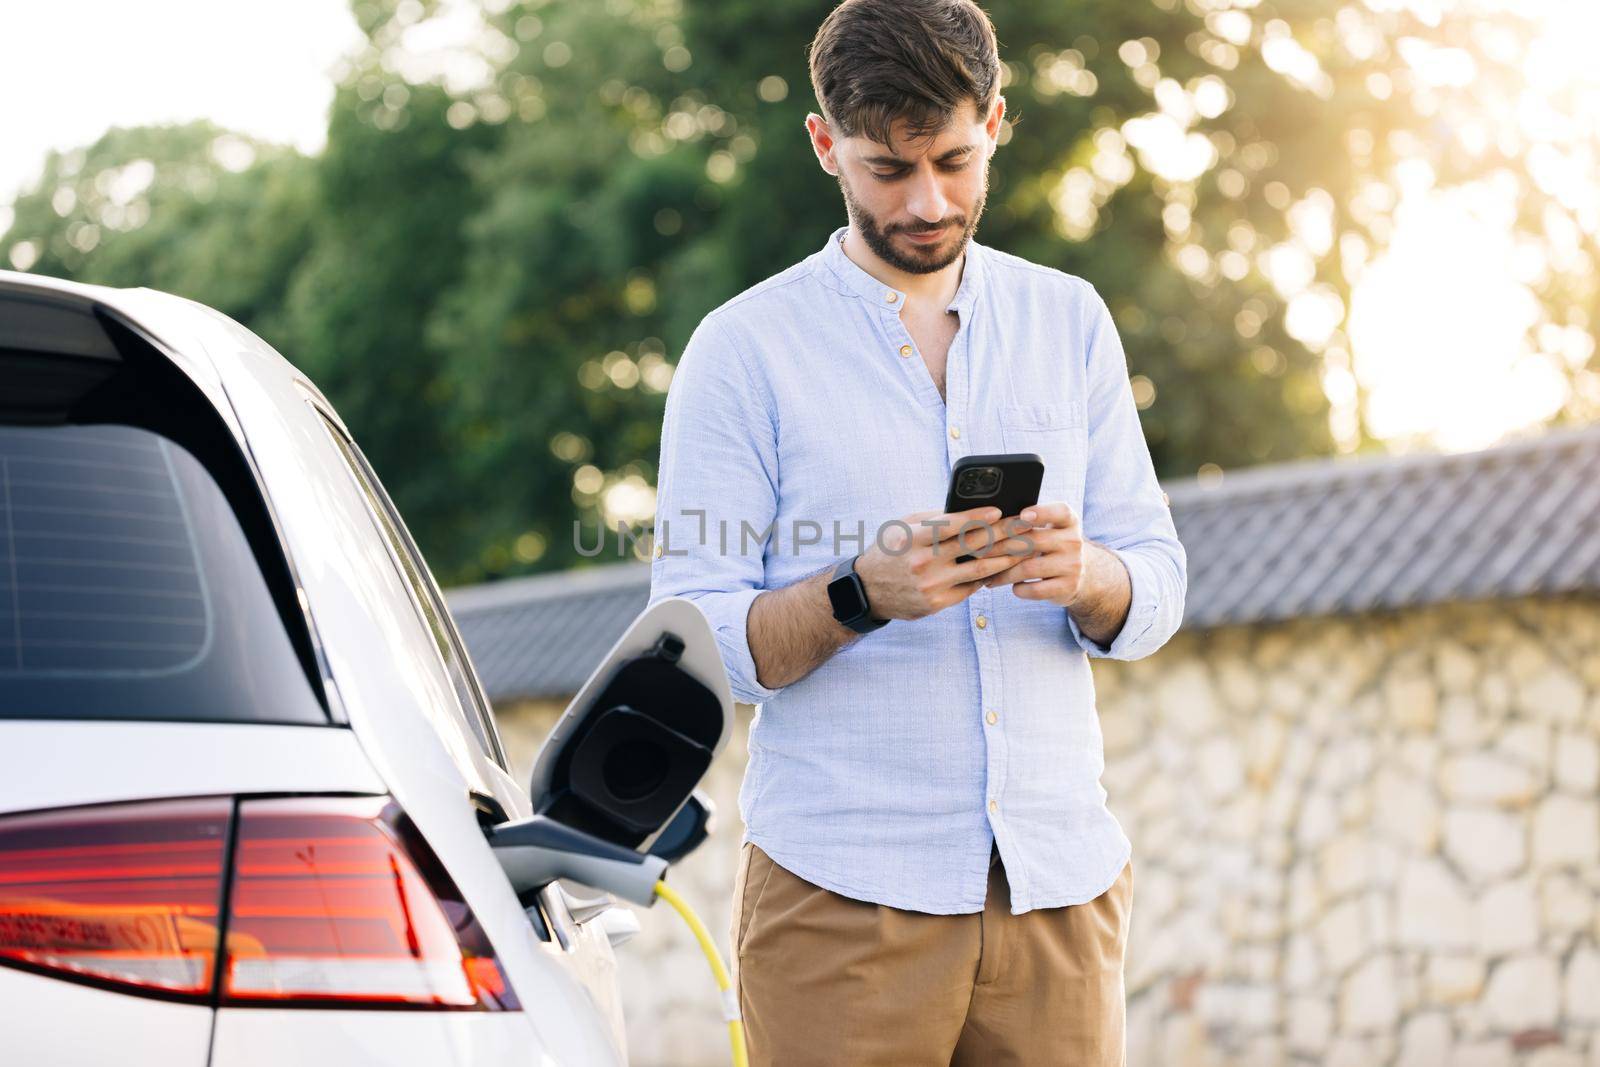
999,402,1088,511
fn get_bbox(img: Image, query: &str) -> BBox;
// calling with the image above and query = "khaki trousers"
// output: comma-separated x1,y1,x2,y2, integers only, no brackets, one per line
729,841,1133,1066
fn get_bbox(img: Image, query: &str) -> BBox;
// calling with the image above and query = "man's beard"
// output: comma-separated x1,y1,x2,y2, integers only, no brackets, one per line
837,167,987,275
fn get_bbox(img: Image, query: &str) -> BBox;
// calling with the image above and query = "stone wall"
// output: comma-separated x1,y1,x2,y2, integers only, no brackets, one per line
497,595,1600,1066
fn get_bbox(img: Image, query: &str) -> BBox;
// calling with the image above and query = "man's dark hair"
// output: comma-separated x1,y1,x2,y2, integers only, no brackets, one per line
807,0,1004,151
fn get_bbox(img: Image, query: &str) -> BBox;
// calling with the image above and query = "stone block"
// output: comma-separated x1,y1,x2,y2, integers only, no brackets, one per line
1397,857,1473,951
1566,943,1600,1025
1475,878,1539,955
1555,731,1600,792
1515,668,1587,724
1375,767,1440,850
1442,808,1527,883
1396,1011,1455,1067
1425,954,1486,1003
1533,795,1599,869
1340,955,1401,1031
1481,955,1560,1030
1439,752,1539,808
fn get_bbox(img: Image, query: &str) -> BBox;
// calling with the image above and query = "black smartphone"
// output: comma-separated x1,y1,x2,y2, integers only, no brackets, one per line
943,452,1044,563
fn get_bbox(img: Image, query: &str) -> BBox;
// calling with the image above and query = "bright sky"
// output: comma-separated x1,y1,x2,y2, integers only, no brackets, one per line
1347,187,1568,453
0,1,362,205
2,0,1593,458
1342,0,1599,453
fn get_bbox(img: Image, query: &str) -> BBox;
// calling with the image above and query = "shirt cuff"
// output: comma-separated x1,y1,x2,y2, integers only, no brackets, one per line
697,585,782,706
1066,547,1160,660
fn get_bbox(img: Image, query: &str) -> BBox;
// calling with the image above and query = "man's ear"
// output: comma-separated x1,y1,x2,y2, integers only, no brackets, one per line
806,112,840,175
986,95,1006,154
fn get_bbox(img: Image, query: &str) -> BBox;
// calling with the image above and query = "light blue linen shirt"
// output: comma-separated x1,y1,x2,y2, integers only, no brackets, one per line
648,224,1186,914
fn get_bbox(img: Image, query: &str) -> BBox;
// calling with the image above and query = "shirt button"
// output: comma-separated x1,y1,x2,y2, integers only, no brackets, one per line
884,291,898,304
985,710,998,725
975,614,987,629
899,344,912,358
949,426,960,440
988,799,998,814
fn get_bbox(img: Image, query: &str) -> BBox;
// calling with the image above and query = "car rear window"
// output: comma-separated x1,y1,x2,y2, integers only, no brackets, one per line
0,313,327,724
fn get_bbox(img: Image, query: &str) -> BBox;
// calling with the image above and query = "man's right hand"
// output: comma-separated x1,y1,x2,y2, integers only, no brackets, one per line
854,506,1034,622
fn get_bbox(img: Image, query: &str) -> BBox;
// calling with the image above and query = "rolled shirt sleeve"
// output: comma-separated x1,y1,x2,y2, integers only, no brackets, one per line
648,315,783,705
1066,287,1188,661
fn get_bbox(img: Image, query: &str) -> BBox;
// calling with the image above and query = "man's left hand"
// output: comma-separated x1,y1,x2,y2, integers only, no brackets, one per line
980,502,1088,608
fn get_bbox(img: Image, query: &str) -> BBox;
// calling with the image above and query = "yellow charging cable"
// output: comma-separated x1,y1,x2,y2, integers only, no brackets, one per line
653,879,749,1067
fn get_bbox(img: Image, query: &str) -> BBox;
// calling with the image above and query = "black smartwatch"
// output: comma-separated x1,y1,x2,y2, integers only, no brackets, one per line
827,554,888,634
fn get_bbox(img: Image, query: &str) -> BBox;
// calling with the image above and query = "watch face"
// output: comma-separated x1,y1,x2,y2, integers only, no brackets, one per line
827,573,865,620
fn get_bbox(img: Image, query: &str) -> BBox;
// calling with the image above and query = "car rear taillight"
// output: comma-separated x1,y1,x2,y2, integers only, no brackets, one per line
224,796,516,1009
0,798,230,997
0,796,517,1010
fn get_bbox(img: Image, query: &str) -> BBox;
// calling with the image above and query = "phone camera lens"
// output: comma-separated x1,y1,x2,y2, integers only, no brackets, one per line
959,466,1003,498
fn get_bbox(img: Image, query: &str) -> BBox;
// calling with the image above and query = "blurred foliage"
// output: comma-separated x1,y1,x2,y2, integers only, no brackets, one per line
4,0,1595,583
3,124,317,341
280,81,501,563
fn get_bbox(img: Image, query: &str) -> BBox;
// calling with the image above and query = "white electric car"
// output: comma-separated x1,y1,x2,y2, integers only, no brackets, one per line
0,269,733,1066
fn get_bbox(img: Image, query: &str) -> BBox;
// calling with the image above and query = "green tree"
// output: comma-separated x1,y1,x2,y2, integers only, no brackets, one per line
6,0,1595,584
423,0,725,578
2,122,316,340
279,78,502,570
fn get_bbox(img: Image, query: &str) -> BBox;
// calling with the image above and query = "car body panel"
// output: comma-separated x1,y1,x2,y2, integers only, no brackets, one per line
0,967,213,1067
0,721,383,816
210,1009,568,1067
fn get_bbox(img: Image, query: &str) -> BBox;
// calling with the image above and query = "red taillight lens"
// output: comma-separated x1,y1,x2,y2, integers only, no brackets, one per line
0,795,517,1011
223,796,516,1010
0,798,230,997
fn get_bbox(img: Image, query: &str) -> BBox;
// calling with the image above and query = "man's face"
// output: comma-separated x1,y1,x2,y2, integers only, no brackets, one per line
815,98,1003,275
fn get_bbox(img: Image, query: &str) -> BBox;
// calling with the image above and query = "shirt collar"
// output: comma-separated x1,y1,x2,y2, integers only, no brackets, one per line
819,223,986,316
